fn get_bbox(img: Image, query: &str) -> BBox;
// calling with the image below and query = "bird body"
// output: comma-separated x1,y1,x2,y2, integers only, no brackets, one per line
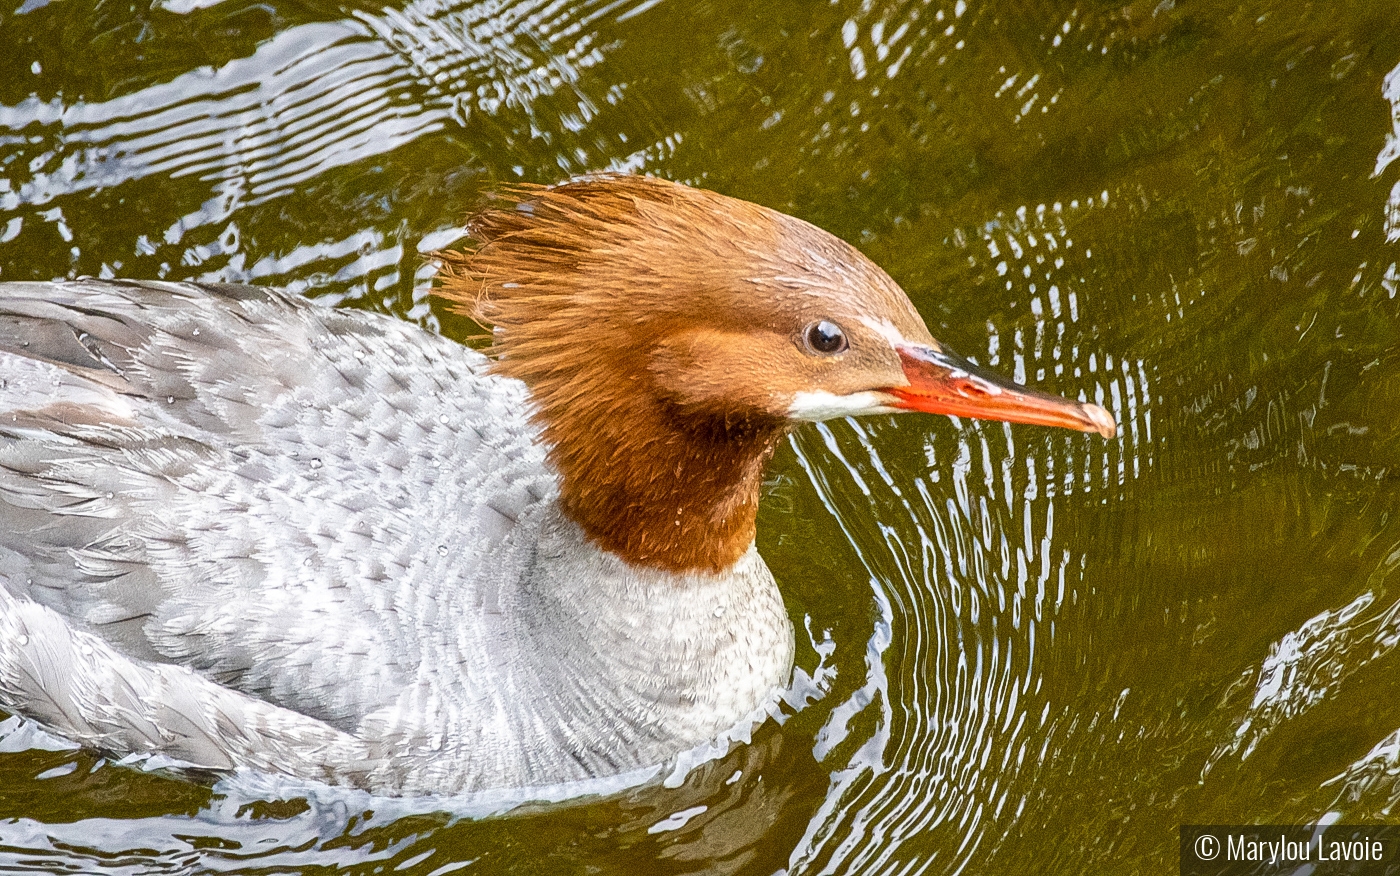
0,176,1112,795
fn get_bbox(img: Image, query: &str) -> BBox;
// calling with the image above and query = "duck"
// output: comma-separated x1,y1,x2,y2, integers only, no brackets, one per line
0,174,1115,795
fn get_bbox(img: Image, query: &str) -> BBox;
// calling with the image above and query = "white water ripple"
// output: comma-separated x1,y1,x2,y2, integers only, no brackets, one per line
0,0,641,217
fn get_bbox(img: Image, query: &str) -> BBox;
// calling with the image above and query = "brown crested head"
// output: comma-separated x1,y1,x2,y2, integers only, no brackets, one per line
434,174,1115,574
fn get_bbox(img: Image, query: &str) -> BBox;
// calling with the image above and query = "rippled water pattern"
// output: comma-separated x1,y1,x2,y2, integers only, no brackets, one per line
3,0,1400,873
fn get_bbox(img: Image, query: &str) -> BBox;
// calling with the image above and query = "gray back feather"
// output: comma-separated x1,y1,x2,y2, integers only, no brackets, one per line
0,280,552,733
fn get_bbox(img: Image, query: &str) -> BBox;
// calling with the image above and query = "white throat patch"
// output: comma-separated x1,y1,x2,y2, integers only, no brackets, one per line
786,389,900,422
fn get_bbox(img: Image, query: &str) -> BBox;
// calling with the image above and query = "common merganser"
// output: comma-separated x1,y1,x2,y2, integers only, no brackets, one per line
0,175,1114,795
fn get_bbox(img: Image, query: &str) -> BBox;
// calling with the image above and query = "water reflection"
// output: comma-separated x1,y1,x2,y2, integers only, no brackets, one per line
1381,62,1400,243
957,197,1157,491
0,0,628,208
787,395,1124,872
1,0,1400,872
0,0,654,304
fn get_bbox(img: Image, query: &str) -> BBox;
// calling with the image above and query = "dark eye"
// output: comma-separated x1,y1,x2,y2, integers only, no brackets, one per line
803,320,848,355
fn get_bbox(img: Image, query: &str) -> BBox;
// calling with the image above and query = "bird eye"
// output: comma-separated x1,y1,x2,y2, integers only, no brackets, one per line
803,320,848,355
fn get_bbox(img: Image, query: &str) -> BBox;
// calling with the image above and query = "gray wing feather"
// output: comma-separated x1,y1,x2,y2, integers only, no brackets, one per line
0,584,378,780
0,280,554,751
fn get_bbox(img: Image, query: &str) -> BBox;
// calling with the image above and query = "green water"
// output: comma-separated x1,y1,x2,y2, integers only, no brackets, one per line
2,0,1400,872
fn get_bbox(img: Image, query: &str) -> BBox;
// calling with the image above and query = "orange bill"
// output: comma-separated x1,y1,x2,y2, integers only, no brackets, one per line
888,344,1117,438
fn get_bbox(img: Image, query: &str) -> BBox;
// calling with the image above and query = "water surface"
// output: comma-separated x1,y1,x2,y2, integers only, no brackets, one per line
2,0,1400,872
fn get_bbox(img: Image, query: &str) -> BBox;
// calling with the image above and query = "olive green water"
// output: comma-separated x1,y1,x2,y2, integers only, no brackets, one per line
2,0,1400,872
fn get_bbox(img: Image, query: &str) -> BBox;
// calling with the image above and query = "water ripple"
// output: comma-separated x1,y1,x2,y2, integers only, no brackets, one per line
0,0,659,299
787,407,1120,874
0,0,642,212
